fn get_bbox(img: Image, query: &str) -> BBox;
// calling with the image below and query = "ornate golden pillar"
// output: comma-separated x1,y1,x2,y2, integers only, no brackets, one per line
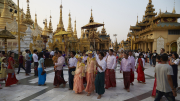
98,43,100,50
145,42,147,52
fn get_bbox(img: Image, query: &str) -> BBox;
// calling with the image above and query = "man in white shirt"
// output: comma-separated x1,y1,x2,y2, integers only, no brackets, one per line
105,49,116,89
68,51,78,90
154,53,176,101
128,50,135,85
33,50,38,76
95,52,106,99
54,51,66,88
95,50,100,60
50,50,54,57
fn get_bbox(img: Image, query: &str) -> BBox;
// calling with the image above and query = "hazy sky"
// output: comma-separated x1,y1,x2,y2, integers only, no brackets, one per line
12,0,180,43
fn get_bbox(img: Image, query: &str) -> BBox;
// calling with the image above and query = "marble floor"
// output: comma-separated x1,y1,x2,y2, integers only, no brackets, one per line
0,63,180,101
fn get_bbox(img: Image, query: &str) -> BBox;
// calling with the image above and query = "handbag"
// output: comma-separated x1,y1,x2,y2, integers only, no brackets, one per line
41,71,46,75
6,69,14,73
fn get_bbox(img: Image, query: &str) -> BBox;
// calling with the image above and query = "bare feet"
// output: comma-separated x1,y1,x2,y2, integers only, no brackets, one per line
68,88,72,90
87,93,91,96
151,96,155,98
131,83,134,85
127,89,130,92
138,81,140,83
97,95,101,99
142,82,146,84
63,83,66,88
42,84,46,86
54,85,59,88
0,87,2,89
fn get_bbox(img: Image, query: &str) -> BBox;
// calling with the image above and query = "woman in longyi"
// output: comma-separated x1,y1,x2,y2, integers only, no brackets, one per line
73,55,85,94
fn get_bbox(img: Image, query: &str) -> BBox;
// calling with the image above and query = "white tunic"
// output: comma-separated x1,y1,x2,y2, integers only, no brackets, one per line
68,57,78,67
97,59,107,73
106,55,116,69
55,56,65,70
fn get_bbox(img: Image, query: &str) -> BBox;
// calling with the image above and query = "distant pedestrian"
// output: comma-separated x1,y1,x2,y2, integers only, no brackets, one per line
17,52,26,74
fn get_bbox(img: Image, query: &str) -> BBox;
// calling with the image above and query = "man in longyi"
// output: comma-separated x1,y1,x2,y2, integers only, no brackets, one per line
105,49,116,89
53,51,66,88
85,51,96,96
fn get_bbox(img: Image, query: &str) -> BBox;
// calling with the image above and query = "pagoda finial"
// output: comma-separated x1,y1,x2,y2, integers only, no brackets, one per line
42,19,48,35
172,0,176,14
23,0,33,25
58,1,64,30
149,0,152,3
20,8,24,24
67,11,72,32
49,14,53,33
1,0,11,18
136,15,138,24
89,9,94,23
74,20,77,36
34,13,37,28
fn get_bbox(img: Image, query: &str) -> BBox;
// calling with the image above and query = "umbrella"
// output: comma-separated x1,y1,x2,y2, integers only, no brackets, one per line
81,22,104,50
81,22,104,29
0,27,16,54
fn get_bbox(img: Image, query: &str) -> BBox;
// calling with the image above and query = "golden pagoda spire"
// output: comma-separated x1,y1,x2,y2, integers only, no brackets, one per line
34,13,37,28
1,0,11,19
42,19,49,35
20,9,24,24
81,29,84,38
172,0,176,14
36,34,41,40
101,22,106,35
49,15,53,33
89,9,94,23
58,1,64,30
149,0,152,3
73,19,77,36
136,15,138,24
23,0,33,25
67,11,72,32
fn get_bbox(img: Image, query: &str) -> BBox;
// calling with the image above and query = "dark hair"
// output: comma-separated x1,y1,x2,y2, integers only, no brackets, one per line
156,55,161,61
25,49,29,53
33,49,37,53
128,50,132,53
38,52,44,60
124,52,129,56
138,53,143,59
99,52,104,57
161,48,165,52
172,52,178,59
71,51,76,56
9,52,14,57
109,49,114,52
58,51,62,55
160,53,168,62
20,52,22,54
55,51,58,54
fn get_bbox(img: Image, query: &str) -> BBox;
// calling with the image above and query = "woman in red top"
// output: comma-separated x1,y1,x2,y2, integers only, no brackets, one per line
137,54,145,84
5,52,19,87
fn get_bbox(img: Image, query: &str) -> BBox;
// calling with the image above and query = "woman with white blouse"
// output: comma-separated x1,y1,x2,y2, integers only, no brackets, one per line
170,53,179,89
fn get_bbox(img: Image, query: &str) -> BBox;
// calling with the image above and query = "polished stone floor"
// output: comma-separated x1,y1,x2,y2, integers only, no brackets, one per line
0,63,180,101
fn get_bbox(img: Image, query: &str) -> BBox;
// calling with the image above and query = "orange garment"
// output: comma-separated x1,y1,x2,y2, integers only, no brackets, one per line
52,56,58,69
85,57,96,93
73,62,85,93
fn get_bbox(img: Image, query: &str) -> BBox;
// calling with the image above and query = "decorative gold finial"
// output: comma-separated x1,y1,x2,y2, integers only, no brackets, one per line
89,9,94,23
74,19,77,36
149,0,152,3
159,9,161,15
23,0,33,25
136,15,138,24
67,11,72,32
172,0,176,14
60,0,63,8
91,9,93,17
49,14,53,33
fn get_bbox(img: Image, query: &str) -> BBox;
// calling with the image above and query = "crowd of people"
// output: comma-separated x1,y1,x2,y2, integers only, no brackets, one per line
0,48,179,100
